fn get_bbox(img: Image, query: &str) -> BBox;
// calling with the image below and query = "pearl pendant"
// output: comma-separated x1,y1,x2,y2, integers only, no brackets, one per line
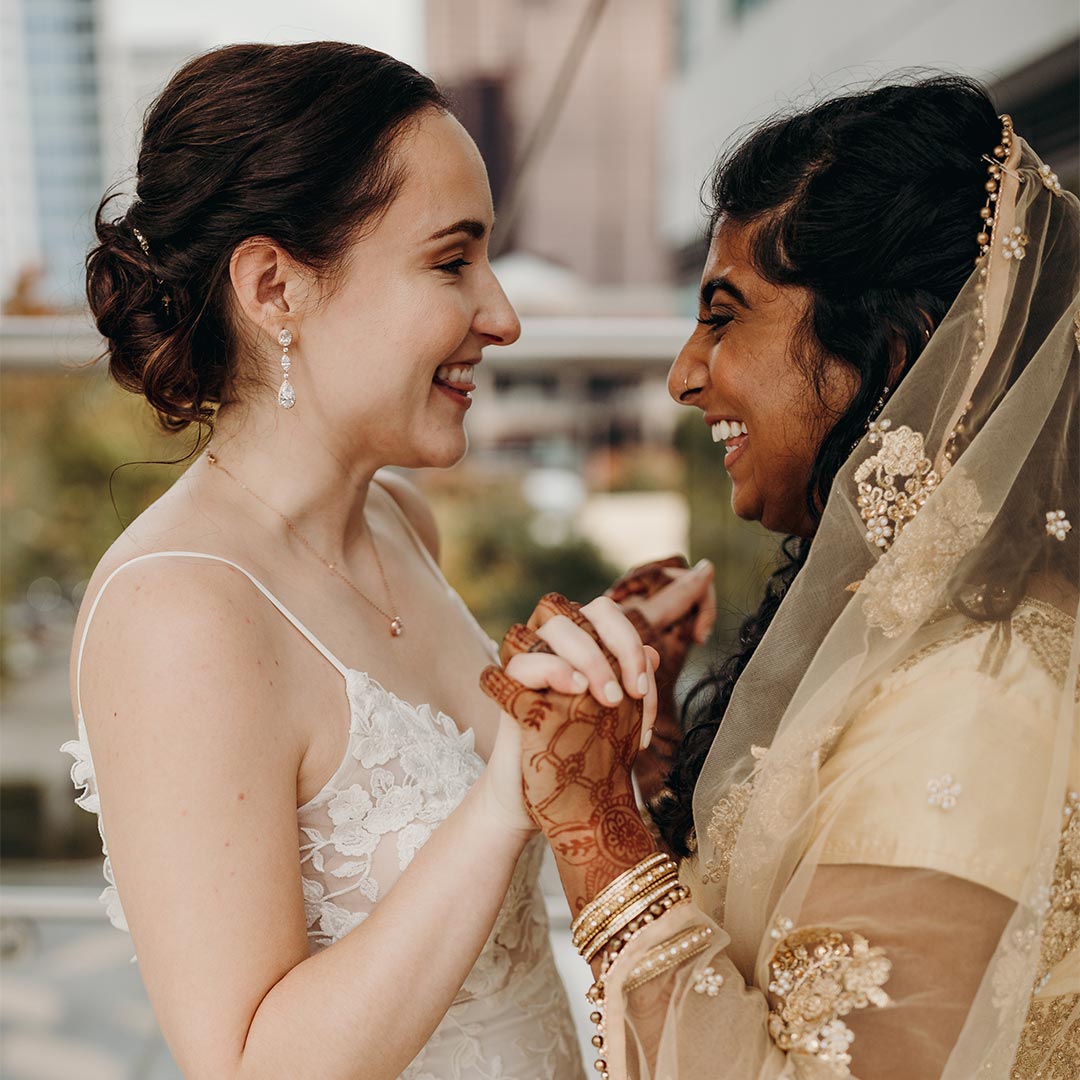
389,617,405,637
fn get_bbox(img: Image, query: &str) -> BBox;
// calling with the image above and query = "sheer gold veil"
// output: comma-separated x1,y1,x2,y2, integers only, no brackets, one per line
689,127,1079,1073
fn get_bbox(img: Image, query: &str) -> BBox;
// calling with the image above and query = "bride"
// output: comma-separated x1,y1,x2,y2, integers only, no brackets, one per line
63,42,712,1079
486,76,1078,1077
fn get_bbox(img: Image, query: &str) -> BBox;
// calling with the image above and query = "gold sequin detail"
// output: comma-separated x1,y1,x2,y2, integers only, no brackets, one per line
858,465,993,639
855,422,940,555
1010,792,1080,1077
702,745,768,886
766,926,892,1075
1011,997,1080,1079
622,924,715,994
1013,601,1080,701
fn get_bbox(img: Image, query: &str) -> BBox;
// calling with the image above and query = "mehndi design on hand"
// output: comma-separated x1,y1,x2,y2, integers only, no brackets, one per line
482,595,656,912
606,557,698,801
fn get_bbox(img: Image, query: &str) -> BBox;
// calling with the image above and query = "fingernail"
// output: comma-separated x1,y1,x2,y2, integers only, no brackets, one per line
604,680,623,704
641,726,653,749
693,558,712,572
571,671,589,693
636,672,650,695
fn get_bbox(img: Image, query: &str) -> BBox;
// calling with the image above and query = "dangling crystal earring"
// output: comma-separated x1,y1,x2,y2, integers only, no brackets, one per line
277,328,295,409
866,385,890,426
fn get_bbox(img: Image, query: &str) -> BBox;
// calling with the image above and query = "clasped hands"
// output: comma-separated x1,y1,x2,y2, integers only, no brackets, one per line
478,557,714,911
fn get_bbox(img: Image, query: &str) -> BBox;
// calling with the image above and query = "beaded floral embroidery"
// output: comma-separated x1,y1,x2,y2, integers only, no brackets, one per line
854,422,940,554
928,774,962,810
856,456,993,639
766,926,893,1076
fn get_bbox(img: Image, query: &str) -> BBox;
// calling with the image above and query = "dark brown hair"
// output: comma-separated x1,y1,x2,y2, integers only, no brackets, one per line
86,42,447,431
653,76,1007,856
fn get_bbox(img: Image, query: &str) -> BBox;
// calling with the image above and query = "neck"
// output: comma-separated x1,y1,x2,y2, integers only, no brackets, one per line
198,398,383,561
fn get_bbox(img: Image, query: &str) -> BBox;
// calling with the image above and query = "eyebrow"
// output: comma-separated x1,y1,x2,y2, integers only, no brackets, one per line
700,275,750,310
426,218,488,242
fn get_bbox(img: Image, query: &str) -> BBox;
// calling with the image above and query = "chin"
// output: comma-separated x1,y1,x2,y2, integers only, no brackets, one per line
415,431,469,471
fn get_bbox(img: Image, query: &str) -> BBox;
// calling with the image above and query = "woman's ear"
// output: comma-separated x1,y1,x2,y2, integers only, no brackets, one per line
229,239,311,338
887,314,933,388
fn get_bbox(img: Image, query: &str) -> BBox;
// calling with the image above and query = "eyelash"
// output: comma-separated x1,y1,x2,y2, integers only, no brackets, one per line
436,258,472,276
697,312,733,331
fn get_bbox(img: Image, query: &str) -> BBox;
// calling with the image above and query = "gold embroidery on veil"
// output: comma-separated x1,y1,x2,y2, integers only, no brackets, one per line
766,926,892,1076
856,458,993,638
1008,791,1080,1077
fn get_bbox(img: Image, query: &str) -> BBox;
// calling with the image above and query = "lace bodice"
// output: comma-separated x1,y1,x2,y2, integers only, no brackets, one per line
63,545,584,1079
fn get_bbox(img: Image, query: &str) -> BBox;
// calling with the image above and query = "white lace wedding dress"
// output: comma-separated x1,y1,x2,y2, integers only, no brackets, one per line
63,548,585,1080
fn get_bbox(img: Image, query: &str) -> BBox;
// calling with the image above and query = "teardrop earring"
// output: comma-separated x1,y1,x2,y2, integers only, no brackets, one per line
277,328,295,409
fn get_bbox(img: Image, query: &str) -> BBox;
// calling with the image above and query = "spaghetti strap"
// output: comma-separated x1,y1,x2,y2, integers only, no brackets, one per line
74,551,348,720
373,479,445,583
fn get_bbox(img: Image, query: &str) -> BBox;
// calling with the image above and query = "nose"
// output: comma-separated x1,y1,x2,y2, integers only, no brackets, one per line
475,269,521,346
668,330,708,405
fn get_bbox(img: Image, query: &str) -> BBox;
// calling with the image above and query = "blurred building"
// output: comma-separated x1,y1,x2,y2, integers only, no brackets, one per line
665,0,1080,271
1,0,107,309
426,0,687,487
426,0,675,289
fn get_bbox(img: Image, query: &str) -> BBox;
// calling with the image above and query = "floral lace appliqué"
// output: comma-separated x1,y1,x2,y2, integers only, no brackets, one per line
702,745,769,885
854,421,940,554
767,926,893,1077
857,462,993,638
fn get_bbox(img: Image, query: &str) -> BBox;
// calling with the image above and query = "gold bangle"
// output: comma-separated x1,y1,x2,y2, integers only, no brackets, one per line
581,880,688,962
577,873,678,957
572,853,670,943
572,854,674,947
583,884,687,963
576,871,681,960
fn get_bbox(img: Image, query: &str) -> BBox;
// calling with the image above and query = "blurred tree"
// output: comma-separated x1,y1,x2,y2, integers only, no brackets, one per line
674,411,778,639
1,371,181,677
434,491,619,639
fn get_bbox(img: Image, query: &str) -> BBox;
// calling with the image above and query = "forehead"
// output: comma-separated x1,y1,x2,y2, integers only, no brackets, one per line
702,217,756,282
385,109,493,236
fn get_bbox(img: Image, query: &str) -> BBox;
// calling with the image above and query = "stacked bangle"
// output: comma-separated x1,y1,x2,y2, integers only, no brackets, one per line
571,853,687,963
577,854,694,1080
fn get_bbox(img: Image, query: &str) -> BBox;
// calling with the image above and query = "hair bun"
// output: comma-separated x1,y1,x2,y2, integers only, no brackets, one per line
86,204,210,431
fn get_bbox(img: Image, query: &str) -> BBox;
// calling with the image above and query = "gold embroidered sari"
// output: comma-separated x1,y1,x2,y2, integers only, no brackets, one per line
596,135,1079,1078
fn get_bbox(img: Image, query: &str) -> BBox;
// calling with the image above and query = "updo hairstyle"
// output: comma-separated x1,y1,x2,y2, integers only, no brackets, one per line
86,42,447,431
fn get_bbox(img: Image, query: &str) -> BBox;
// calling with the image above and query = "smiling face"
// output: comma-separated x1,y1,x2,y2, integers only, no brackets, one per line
292,108,520,470
668,220,857,537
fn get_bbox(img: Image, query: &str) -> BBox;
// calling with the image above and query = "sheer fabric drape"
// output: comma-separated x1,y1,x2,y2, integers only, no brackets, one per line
597,137,1079,1078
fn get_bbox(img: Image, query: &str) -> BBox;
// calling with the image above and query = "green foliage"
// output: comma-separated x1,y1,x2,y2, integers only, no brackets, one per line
674,411,778,636
436,492,619,639
1,372,179,669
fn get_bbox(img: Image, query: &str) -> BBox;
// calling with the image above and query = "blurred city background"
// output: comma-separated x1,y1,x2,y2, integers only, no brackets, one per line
1,0,1077,1076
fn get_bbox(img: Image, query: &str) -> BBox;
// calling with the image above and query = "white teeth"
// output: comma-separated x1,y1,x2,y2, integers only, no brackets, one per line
435,364,474,384
711,420,747,443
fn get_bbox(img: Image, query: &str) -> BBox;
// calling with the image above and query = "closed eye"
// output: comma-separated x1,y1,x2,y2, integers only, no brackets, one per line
436,258,472,276
696,312,733,330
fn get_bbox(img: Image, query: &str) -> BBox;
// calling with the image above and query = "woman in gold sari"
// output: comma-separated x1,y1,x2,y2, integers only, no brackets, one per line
483,76,1078,1077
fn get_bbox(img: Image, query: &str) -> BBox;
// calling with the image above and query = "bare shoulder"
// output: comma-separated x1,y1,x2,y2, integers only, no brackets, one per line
374,468,440,563
72,550,288,740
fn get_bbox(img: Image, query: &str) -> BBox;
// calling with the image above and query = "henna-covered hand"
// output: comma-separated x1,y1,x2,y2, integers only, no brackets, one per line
605,557,716,802
481,594,657,913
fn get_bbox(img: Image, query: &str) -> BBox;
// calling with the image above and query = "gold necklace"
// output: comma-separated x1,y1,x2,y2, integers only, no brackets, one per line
206,453,405,637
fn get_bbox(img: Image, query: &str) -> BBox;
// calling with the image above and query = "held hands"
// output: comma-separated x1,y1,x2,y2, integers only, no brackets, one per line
480,594,660,912
606,557,716,802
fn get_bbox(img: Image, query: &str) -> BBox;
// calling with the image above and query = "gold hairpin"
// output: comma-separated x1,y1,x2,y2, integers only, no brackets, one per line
132,227,152,257
131,226,170,313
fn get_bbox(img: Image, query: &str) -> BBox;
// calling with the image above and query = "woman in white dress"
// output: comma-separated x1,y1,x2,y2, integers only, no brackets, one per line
63,42,713,1079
